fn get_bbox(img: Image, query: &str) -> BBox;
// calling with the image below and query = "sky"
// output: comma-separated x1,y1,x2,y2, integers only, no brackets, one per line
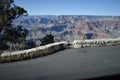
15,0,120,16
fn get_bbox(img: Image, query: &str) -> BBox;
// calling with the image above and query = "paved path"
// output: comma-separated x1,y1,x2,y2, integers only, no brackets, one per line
0,46,120,80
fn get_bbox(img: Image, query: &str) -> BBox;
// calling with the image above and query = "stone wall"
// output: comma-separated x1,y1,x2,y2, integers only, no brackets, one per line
0,41,68,57
73,38,120,48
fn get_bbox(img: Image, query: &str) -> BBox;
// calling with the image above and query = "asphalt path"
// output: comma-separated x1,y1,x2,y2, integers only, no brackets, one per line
0,45,120,80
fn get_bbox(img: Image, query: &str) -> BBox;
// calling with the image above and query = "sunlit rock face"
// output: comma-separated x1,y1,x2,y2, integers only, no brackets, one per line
14,15,120,43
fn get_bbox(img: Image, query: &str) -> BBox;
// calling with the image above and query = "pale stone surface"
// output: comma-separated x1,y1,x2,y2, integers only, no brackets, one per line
0,41,68,57
73,38,120,48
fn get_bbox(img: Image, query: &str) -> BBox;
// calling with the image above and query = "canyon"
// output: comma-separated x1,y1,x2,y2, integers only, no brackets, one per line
14,15,120,45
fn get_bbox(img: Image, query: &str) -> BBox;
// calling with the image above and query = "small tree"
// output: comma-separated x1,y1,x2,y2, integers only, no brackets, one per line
41,34,54,46
25,40,36,49
0,0,28,50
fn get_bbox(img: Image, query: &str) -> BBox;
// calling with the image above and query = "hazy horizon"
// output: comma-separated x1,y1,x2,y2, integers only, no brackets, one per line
23,14,120,17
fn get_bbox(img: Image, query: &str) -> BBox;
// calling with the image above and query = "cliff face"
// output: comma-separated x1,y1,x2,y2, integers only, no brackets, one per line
14,15,120,42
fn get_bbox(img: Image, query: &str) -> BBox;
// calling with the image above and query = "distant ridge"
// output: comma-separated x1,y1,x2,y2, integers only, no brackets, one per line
14,15,120,45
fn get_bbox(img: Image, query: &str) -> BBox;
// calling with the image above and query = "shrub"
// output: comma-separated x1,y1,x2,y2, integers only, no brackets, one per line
25,40,36,49
41,34,54,46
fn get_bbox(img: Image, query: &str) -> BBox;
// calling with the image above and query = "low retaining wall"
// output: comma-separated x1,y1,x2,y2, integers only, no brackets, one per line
73,38,120,48
0,41,68,63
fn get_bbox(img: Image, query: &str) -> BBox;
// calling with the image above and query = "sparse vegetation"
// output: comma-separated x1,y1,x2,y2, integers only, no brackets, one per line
41,34,54,46
25,40,36,49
